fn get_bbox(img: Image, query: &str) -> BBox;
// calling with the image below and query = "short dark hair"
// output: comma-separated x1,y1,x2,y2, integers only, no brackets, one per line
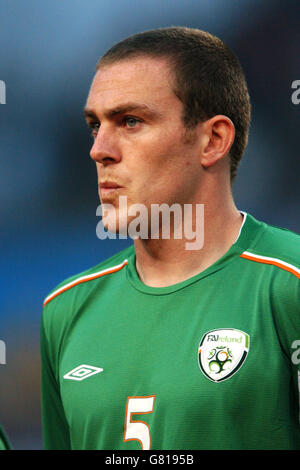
97,27,251,182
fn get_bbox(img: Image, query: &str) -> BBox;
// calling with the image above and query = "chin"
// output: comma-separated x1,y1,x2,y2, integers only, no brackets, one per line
101,209,128,237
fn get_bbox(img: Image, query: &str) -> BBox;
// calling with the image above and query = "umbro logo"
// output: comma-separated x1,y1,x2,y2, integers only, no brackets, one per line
63,364,103,381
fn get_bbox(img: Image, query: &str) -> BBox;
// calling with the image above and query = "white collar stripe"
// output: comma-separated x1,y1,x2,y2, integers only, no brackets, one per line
241,251,300,278
43,259,128,307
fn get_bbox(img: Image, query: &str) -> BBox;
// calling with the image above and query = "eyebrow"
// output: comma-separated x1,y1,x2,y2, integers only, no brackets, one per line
83,102,162,121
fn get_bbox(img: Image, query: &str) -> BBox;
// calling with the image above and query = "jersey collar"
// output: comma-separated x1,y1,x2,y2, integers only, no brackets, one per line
126,212,265,295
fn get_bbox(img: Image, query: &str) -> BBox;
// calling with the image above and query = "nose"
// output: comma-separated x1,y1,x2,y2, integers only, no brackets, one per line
90,125,121,165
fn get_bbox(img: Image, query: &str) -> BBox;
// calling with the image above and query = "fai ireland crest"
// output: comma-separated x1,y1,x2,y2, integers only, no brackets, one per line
198,328,250,382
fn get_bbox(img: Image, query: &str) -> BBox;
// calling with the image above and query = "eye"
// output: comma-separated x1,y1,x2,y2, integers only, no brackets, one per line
88,121,100,137
124,116,140,128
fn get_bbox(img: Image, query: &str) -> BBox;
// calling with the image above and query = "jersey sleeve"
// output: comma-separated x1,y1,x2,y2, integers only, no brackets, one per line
274,271,300,360
271,267,300,419
294,281,300,374
40,309,71,450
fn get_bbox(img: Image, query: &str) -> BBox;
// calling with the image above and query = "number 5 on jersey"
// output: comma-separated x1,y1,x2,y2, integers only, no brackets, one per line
123,395,155,450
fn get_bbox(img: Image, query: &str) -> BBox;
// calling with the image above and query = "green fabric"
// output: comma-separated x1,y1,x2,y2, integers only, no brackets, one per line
0,424,11,450
41,213,300,450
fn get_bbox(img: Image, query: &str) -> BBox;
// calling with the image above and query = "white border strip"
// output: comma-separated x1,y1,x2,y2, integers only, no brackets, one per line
242,251,300,276
234,211,248,243
44,259,128,305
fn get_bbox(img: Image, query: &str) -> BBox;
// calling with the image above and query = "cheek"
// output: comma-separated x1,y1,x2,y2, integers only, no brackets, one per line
129,130,200,200
95,162,102,180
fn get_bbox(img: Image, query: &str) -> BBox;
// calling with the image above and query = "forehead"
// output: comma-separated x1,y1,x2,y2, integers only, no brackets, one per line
86,56,178,111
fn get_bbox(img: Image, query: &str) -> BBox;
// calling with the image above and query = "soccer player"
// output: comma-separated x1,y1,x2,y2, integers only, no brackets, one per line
41,27,300,450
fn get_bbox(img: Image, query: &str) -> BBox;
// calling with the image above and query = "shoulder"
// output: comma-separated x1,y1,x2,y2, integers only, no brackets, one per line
239,216,300,338
240,217,300,279
241,218,300,354
42,244,134,323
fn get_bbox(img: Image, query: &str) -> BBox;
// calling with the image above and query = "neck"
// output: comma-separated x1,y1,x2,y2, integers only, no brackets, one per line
133,180,243,287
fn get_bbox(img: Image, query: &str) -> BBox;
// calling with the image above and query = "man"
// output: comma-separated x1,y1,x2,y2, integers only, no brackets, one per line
41,27,300,450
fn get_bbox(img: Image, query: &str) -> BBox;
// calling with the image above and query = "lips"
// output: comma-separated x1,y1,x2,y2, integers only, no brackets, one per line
100,181,122,189
99,181,123,196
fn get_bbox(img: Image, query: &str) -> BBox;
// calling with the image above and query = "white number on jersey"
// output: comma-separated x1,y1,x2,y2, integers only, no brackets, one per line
124,395,155,450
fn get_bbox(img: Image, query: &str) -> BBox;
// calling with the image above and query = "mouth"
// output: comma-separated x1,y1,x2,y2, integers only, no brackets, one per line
99,181,123,196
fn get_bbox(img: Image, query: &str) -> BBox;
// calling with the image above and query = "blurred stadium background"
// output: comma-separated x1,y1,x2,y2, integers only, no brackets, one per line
0,0,299,449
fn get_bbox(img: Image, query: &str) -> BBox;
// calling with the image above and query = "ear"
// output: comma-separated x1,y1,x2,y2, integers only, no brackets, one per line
199,115,235,168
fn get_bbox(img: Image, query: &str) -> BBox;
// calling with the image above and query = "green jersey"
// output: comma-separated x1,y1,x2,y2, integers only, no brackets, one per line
0,424,11,450
41,213,300,450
